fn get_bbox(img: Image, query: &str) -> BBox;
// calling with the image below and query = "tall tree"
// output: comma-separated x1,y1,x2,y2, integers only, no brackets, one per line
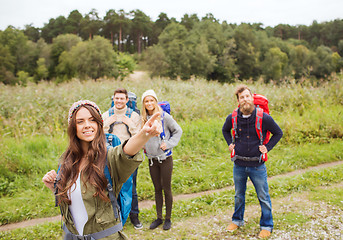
0,44,16,84
289,44,311,78
41,16,67,43
261,47,288,81
311,45,334,78
150,12,171,45
233,24,260,79
158,22,191,79
181,14,199,30
50,34,81,77
80,9,102,39
0,27,34,75
201,13,219,23
24,24,40,42
214,38,238,82
116,10,131,52
35,38,51,68
131,9,152,53
103,9,119,46
65,10,83,35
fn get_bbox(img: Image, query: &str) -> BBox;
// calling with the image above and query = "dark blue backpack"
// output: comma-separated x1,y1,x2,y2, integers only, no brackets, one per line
158,101,170,115
105,133,121,149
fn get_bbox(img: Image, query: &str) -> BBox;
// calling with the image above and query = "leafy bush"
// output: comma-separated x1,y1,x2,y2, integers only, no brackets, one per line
115,53,136,79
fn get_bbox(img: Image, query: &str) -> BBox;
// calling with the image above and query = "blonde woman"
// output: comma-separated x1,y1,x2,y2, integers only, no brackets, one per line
141,90,182,230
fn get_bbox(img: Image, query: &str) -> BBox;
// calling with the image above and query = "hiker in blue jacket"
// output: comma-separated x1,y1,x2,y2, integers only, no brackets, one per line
42,100,161,240
222,85,283,239
141,89,182,231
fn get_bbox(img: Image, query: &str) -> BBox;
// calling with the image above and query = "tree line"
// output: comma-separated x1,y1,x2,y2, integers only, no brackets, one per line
0,8,343,84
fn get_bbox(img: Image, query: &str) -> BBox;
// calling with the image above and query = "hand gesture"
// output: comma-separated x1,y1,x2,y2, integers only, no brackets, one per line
259,145,268,154
142,112,162,137
160,141,167,150
123,112,162,156
42,170,57,192
229,143,235,152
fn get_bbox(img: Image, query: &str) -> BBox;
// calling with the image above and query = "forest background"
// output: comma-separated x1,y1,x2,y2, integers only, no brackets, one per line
0,9,343,84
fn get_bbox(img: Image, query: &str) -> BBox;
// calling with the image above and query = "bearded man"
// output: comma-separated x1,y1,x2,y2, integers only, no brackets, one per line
222,85,283,239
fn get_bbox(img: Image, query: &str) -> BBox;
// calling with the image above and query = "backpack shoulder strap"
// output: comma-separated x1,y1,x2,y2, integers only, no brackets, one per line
104,165,112,187
159,112,172,158
255,107,264,144
255,107,268,162
108,109,132,136
109,107,114,117
105,152,121,220
126,108,133,118
160,111,166,140
231,108,238,143
54,165,62,207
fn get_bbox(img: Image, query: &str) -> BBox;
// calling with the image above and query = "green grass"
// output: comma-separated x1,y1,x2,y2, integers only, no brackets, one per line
0,221,61,240
2,164,342,240
275,212,311,226
309,185,343,207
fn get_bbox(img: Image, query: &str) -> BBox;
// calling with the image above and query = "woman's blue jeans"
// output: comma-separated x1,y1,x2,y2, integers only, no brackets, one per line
232,163,273,232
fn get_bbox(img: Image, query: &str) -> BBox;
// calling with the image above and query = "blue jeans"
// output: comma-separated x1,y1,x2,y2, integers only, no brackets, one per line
130,168,139,214
232,163,273,232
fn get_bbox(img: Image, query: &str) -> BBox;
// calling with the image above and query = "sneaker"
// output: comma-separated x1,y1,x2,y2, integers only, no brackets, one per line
258,229,271,238
163,219,171,230
129,213,143,230
227,223,239,232
149,218,163,229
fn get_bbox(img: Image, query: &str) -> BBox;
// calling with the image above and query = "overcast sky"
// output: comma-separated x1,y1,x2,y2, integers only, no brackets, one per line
0,0,342,30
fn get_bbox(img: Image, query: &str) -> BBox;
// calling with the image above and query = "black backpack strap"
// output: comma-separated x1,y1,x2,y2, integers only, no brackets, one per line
108,121,131,137
54,165,62,207
105,151,121,220
108,108,133,136
108,123,114,134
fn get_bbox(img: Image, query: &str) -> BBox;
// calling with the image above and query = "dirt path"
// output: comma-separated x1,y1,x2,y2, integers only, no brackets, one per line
127,71,148,82
1,161,342,232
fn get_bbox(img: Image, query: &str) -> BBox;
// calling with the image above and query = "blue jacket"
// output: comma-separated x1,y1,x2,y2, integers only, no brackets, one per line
222,108,283,167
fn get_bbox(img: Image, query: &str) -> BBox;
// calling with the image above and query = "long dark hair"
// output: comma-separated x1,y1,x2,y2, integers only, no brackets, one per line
56,104,109,204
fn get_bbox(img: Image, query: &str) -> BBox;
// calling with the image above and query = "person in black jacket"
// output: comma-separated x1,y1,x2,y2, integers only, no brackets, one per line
222,85,283,239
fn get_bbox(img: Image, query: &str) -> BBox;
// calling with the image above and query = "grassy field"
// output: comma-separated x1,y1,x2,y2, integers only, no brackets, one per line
0,73,342,238
1,164,342,239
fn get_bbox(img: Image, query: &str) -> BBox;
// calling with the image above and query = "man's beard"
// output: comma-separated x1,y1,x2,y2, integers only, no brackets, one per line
240,101,255,115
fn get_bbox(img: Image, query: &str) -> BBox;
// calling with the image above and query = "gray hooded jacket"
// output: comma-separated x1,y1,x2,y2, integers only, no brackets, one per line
144,112,182,160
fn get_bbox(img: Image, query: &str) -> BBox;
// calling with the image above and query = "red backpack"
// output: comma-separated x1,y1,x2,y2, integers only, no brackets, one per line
231,94,270,161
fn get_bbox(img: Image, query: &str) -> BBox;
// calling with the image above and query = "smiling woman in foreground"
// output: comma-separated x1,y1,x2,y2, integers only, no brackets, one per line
42,100,161,240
